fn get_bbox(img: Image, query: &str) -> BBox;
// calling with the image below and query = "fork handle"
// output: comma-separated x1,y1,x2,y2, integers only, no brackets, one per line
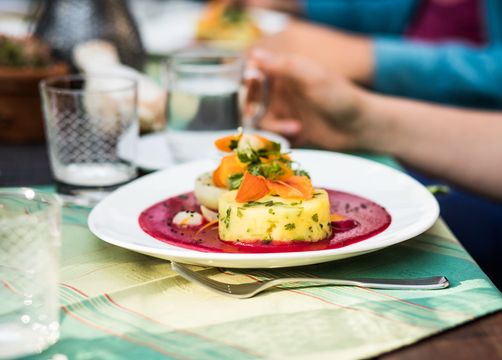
273,276,449,290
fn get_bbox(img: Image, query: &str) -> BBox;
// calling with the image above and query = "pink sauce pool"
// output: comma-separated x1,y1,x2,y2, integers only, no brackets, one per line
138,189,391,253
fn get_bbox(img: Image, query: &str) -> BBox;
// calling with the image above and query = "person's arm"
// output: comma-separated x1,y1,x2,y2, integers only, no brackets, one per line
374,39,502,108
305,0,416,34
247,0,416,34
252,49,502,200
360,94,502,199
254,20,374,84
251,1,502,108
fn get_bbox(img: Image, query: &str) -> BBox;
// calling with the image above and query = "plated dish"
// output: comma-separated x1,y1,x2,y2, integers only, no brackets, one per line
196,0,262,48
89,134,439,268
139,132,391,253
133,1,289,55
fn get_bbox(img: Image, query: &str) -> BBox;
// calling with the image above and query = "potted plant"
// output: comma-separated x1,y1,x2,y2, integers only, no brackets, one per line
0,35,68,143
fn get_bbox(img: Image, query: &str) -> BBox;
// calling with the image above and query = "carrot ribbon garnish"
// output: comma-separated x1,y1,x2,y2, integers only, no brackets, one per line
254,135,277,151
330,213,347,222
195,220,218,235
212,154,246,188
214,135,240,152
266,180,304,199
235,172,269,202
235,172,313,203
282,176,314,199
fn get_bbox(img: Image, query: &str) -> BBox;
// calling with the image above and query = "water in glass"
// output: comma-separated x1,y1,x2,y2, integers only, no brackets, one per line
40,75,138,204
165,52,267,163
0,189,61,358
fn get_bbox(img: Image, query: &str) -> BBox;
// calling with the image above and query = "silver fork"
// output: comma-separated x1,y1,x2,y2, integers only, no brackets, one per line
171,262,449,299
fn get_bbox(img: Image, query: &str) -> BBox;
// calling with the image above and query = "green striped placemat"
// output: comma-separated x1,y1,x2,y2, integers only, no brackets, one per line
16,153,501,359
19,199,500,360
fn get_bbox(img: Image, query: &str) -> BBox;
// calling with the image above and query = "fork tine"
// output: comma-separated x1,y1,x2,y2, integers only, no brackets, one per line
171,262,233,294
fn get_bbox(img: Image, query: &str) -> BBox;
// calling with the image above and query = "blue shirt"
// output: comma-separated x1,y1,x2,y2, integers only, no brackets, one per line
306,0,502,108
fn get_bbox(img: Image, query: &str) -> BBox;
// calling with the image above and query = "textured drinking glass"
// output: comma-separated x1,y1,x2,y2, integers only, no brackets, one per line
40,74,138,205
0,189,61,359
165,51,267,162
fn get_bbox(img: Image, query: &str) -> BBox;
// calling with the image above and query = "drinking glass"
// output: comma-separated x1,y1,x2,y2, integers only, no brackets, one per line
165,51,267,162
0,188,61,359
40,74,138,205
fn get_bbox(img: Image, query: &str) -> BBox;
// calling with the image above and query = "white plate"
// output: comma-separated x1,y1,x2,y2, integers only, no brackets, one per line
120,130,290,171
131,1,289,55
88,150,439,268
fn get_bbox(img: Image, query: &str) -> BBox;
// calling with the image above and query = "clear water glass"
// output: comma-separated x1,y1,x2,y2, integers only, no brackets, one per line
0,189,61,359
165,51,267,162
40,75,138,205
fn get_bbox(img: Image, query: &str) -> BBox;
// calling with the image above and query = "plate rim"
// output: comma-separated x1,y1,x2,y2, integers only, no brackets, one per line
88,150,439,265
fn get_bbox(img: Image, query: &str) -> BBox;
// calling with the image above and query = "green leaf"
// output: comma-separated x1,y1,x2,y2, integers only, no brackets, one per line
237,149,260,164
247,164,262,176
294,169,311,179
269,141,281,152
427,184,450,196
243,200,285,208
284,223,296,230
222,208,232,228
229,139,239,150
228,173,244,190
223,6,245,23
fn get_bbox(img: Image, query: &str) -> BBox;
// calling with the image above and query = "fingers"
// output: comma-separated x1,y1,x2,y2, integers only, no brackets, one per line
260,115,302,136
251,48,330,91
251,48,309,82
246,0,302,13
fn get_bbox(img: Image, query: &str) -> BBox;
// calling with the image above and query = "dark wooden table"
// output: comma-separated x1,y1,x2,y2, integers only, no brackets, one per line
1,143,501,360
381,311,502,359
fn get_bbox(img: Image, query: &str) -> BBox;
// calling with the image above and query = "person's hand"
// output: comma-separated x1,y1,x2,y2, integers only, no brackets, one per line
251,49,372,150
226,0,302,14
254,20,374,85
245,0,303,14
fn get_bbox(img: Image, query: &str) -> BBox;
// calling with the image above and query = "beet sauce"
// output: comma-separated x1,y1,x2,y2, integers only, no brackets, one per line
138,190,391,253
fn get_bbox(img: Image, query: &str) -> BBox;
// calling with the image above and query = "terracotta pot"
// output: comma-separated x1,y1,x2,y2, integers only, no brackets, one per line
0,63,69,144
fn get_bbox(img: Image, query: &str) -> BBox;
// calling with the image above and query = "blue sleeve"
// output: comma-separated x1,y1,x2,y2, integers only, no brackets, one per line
305,0,417,34
374,37,502,108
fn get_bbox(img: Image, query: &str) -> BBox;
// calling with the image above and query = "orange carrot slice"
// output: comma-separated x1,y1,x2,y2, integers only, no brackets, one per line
264,176,313,199
258,154,294,181
330,213,347,222
284,176,313,199
255,135,280,151
276,165,294,181
266,180,304,199
195,220,218,236
212,154,245,188
236,172,270,202
214,135,240,152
